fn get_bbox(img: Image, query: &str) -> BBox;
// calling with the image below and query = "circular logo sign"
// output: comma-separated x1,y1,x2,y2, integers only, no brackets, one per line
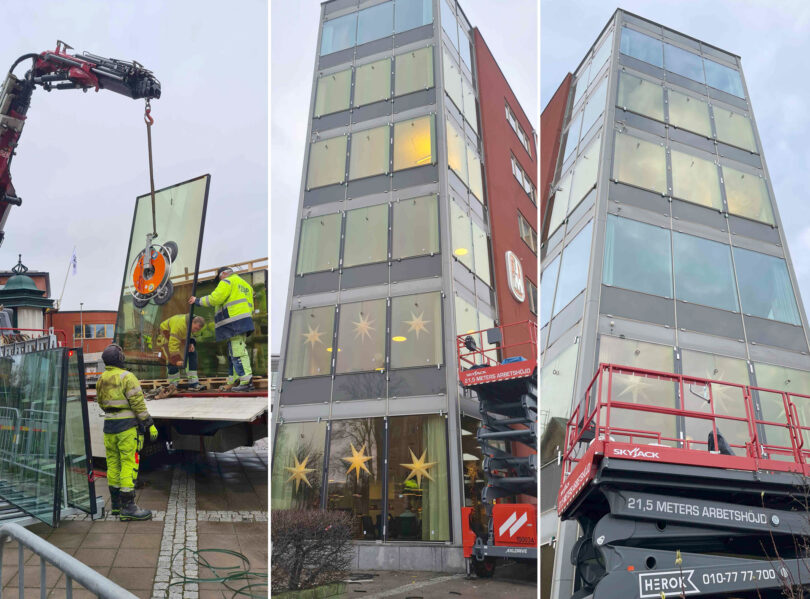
505,251,525,303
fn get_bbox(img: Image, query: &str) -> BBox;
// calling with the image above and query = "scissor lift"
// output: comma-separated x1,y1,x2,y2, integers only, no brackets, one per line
457,321,538,577
558,363,810,598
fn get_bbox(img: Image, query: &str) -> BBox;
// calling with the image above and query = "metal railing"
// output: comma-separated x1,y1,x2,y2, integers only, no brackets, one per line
456,320,537,371
0,522,137,598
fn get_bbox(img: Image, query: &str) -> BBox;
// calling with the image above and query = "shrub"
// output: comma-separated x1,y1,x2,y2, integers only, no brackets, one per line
271,509,353,593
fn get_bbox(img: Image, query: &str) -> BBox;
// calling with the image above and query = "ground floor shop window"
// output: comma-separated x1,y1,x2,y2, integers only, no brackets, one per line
271,421,327,510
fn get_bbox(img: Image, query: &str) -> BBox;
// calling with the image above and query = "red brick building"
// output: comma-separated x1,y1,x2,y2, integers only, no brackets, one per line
46,310,117,353
540,75,573,229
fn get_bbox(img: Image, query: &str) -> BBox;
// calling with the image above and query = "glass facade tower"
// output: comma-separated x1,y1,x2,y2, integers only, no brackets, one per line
541,9,810,597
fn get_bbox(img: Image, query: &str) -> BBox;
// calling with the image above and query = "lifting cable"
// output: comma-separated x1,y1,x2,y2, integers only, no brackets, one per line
144,99,158,238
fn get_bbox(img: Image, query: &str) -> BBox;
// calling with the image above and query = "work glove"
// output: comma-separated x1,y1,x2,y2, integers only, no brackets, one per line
149,425,158,442
137,435,144,451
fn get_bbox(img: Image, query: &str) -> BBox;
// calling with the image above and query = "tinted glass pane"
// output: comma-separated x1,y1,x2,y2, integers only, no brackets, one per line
722,166,774,224
395,47,433,96
84,324,93,339
604,215,672,298
668,90,711,137
562,111,583,163
442,49,463,110
354,58,391,107
390,292,443,368
357,2,394,45
467,146,483,202
704,59,744,98
271,421,326,509
315,69,351,117
569,134,600,210
589,31,614,85
541,343,578,420
284,306,335,378
459,33,473,70
754,363,810,395
65,351,93,515
553,221,593,315
613,132,666,193
336,299,387,373
388,415,450,541
546,170,572,237
472,221,490,285
73,325,81,339
440,0,458,49
115,176,208,379
733,248,800,325
540,255,560,326
714,107,756,152
620,27,663,67
395,0,432,33
446,119,468,183
527,279,538,314
617,72,663,120
349,125,390,180
580,77,607,138
462,79,478,132
297,213,342,274
455,295,478,338
307,135,347,189
673,232,738,311
664,43,704,82
321,13,357,55
671,150,722,210
393,195,439,259
94,324,106,338
326,418,385,539
451,203,473,270
344,204,388,267
393,115,435,170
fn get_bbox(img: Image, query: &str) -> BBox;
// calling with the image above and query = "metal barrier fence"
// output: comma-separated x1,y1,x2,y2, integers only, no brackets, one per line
0,522,137,598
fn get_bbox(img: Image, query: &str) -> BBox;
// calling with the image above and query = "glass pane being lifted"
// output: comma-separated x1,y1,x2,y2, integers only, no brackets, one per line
115,175,210,379
64,350,95,515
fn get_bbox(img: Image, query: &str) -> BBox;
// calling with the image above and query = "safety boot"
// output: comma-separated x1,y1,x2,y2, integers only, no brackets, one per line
218,382,236,391
109,486,121,516
232,382,255,392
119,490,152,521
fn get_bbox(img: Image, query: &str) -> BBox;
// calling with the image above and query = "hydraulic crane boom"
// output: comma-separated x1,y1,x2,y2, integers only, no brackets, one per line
0,41,160,246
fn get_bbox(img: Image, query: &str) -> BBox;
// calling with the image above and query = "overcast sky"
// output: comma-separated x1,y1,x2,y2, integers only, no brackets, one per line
542,0,810,320
0,0,267,312
270,0,538,352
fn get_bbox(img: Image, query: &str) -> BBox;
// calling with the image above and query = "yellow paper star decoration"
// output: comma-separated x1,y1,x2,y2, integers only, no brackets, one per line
353,313,375,342
341,442,373,482
302,325,325,348
404,311,430,339
285,455,315,491
401,448,437,487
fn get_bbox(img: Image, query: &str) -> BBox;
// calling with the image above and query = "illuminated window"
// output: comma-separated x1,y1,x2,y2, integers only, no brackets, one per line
390,292,443,368
450,202,473,271
271,421,326,510
284,306,335,379
393,115,435,171
335,299,387,373
314,69,351,117
446,119,467,183
307,135,347,189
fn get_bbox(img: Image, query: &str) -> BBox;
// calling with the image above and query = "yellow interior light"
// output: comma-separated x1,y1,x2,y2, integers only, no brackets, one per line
392,336,407,342
454,248,469,256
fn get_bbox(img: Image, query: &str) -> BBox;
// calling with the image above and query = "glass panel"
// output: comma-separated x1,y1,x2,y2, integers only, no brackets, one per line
390,292,443,368
589,31,614,85
354,58,392,107
284,306,335,378
704,59,744,98
714,107,756,152
755,363,810,396
393,115,435,170
612,131,666,193
722,166,774,224
393,195,439,259
580,77,607,138
459,33,472,71
336,299,387,373
540,255,560,327
569,133,601,210
604,215,672,298
315,69,352,117
73,325,81,339
461,416,486,528
296,213,342,275
664,43,704,82
106,325,115,339
64,351,94,515
395,0,432,33
271,421,326,509
670,150,722,210
673,232,738,311
519,214,537,253
620,27,663,67
307,135,347,189
388,415,450,541
617,71,663,121
94,324,105,338
462,79,478,132
395,47,434,97
84,325,94,339
446,119,468,183
442,49,463,111
467,146,484,202
553,221,593,316
527,279,538,314
115,176,209,379
349,125,390,180
344,204,388,267
472,221,490,285
572,68,590,109
732,247,800,325
321,13,357,55
450,203,473,270
668,90,711,137
541,343,579,420
455,295,478,337
326,418,385,539
440,0,458,49
562,111,583,163
357,1,394,45
546,170,571,237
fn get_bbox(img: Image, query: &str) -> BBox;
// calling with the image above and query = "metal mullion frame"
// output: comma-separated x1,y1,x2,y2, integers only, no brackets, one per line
185,175,211,368
320,419,331,511
381,416,389,541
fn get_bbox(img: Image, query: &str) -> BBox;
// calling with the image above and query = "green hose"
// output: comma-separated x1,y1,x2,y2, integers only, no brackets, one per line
163,547,268,598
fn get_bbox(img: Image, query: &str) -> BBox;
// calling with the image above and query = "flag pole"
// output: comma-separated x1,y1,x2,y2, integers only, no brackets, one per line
57,247,76,310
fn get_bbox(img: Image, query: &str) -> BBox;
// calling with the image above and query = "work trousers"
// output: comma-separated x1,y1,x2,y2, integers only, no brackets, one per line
167,338,199,384
226,334,252,384
104,427,141,492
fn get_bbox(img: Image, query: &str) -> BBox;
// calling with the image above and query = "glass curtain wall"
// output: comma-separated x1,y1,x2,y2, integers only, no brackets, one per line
271,421,327,510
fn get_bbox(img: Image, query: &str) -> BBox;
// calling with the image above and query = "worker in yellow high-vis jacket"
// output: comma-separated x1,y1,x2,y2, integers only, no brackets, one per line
188,266,254,391
156,314,205,388
96,344,158,521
